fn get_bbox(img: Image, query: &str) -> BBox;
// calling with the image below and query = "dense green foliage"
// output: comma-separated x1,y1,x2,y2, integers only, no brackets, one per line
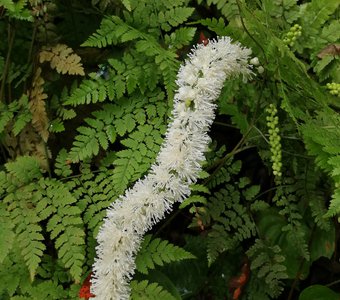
0,0,339,299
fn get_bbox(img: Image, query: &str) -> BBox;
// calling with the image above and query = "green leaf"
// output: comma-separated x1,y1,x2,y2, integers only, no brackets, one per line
299,285,340,300
49,118,65,133
310,226,335,261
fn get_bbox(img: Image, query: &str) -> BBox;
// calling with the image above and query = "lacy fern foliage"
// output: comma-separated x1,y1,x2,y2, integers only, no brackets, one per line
246,239,288,298
0,0,339,298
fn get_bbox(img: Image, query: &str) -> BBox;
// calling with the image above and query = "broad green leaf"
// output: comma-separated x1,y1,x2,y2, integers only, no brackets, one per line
299,285,340,300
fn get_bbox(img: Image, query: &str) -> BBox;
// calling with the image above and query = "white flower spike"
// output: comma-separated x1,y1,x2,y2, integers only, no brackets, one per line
91,36,254,299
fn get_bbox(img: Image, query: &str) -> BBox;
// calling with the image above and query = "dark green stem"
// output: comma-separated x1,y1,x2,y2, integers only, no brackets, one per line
0,21,15,103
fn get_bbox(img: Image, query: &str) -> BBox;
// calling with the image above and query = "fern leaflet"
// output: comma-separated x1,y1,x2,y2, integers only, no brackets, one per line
135,234,195,275
130,280,177,300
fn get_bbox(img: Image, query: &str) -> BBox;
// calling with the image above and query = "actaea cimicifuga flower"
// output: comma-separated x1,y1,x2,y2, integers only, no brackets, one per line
91,36,254,300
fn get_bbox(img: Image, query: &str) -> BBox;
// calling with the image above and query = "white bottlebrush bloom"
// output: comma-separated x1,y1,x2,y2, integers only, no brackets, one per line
91,36,254,299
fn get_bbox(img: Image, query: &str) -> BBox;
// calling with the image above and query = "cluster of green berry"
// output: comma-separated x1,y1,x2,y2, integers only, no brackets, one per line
266,104,282,182
326,82,340,96
283,24,302,47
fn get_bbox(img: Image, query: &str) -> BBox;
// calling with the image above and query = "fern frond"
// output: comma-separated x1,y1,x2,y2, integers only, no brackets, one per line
81,17,117,47
83,16,179,99
18,223,45,281
68,88,167,164
39,44,85,76
0,95,32,136
5,156,42,185
247,239,288,298
313,55,339,81
69,125,102,162
110,124,163,194
0,100,19,133
301,110,340,216
207,224,235,265
77,167,116,238
195,17,228,36
43,179,86,281
64,77,108,106
3,182,46,281
82,16,137,47
136,39,178,99
190,156,260,264
135,234,195,275
300,0,339,36
165,27,197,49
273,182,310,261
159,7,194,31
54,149,72,177
3,0,33,21
321,19,340,43
108,51,161,95
130,280,177,300
68,106,118,162
295,170,331,231
0,204,15,264
28,67,49,142
205,184,257,265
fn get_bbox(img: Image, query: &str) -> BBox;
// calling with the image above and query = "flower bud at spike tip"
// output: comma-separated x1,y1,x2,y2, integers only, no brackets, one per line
250,57,260,66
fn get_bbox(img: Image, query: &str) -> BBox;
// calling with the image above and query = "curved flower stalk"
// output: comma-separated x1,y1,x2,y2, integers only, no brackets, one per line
91,37,254,299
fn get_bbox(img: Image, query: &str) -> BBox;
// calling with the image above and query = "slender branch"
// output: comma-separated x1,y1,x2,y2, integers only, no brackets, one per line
24,22,38,92
0,21,15,103
206,125,253,174
326,279,340,288
236,0,268,65
213,121,239,129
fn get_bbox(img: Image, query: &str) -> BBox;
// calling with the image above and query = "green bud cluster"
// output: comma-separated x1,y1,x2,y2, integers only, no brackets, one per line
266,104,282,181
283,24,302,47
326,82,340,96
